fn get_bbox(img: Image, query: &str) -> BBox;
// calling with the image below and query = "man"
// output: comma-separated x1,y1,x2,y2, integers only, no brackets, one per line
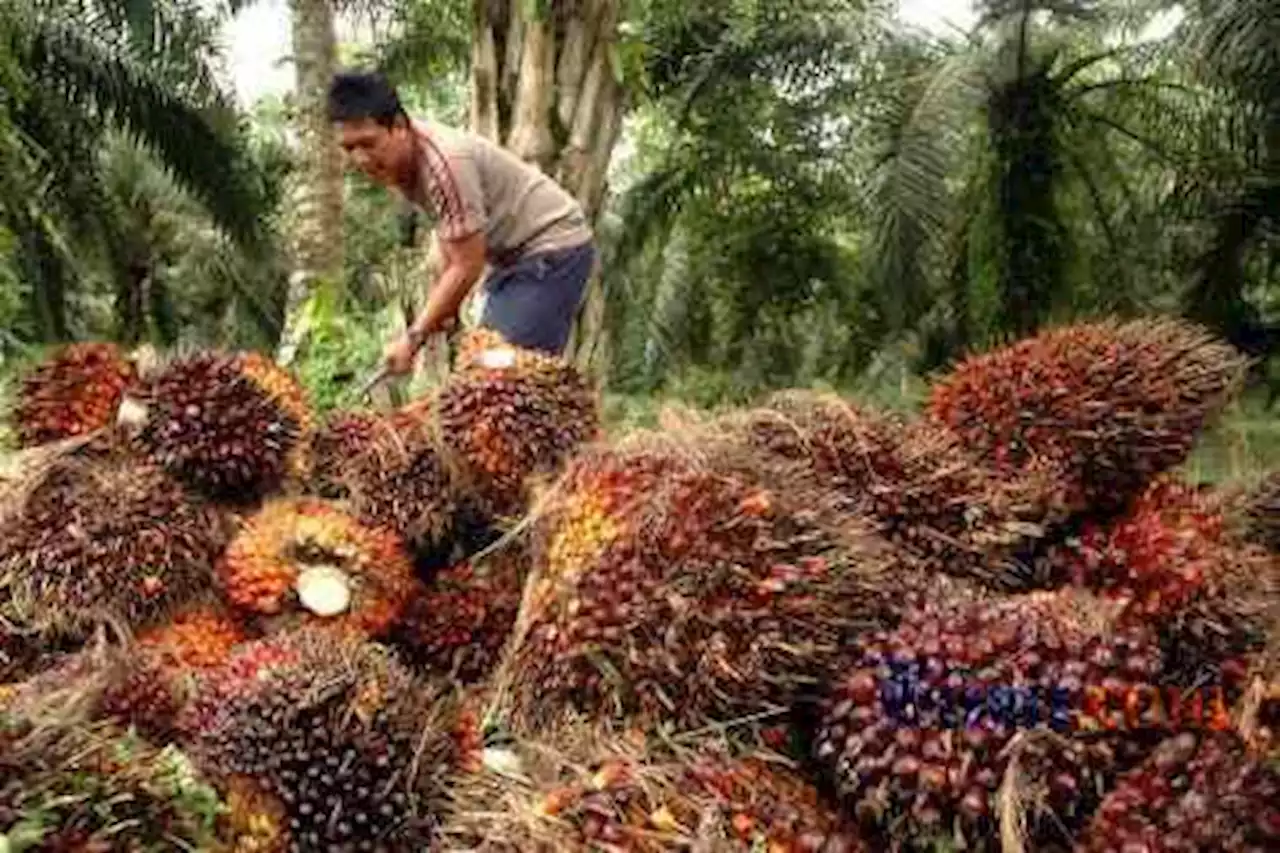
326,70,596,373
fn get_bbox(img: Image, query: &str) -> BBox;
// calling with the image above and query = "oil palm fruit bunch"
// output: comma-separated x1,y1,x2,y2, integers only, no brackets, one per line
125,349,314,501
217,497,416,638
392,544,526,683
506,436,899,733
437,328,600,519
0,454,229,639
812,590,1167,850
98,602,254,741
333,399,459,557
0,718,228,852
453,327,559,373
310,409,381,498
718,391,1065,588
1077,731,1280,851
11,341,138,447
179,628,458,852
1049,477,1275,700
440,724,869,852
927,317,1247,513
134,601,253,671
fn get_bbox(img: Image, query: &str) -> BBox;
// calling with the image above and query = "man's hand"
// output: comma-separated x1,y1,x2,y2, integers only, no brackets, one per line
382,231,486,378
382,330,421,376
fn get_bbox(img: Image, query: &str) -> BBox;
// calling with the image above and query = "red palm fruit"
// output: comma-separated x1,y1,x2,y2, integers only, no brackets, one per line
451,695,487,775
134,602,251,671
0,716,232,851
392,544,527,683
96,603,254,740
717,391,1069,588
1078,732,1280,852
217,497,416,639
238,350,316,480
453,327,565,376
0,454,229,640
438,723,869,852
927,317,1247,513
309,408,381,497
179,628,458,852
128,349,312,501
437,329,600,519
12,342,138,447
333,399,458,555
1048,477,1276,699
813,589,1165,850
507,436,904,734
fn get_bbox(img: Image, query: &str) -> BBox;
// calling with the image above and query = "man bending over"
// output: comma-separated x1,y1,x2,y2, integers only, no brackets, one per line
327,70,596,372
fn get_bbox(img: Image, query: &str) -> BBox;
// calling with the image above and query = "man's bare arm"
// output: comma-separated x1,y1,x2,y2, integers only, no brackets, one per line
407,231,487,346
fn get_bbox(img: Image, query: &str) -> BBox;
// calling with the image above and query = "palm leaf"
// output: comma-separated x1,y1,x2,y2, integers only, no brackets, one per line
861,48,986,334
372,0,470,81
19,7,270,249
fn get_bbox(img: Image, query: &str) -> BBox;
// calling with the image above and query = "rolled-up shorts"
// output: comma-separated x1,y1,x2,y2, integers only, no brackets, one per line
479,240,596,355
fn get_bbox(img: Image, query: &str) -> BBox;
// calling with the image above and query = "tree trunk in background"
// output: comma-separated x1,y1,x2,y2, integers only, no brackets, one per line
468,0,625,378
277,0,345,367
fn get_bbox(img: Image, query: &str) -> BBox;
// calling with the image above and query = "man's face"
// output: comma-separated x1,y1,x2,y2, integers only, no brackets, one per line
336,118,414,187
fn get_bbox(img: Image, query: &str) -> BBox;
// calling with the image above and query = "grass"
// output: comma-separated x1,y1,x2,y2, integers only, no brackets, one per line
1181,394,1280,488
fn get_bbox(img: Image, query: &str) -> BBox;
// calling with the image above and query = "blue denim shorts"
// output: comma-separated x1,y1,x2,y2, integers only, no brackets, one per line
480,240,596,355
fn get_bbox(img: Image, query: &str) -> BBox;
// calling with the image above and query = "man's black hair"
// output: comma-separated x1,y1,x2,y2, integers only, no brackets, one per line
327,70,406,126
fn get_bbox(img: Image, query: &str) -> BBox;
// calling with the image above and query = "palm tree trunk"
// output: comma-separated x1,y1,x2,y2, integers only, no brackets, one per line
277,0,344,366
469,0,625,376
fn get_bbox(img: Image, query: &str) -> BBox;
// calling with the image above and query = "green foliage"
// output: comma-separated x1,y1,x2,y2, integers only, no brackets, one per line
0,0,275,356
291,303,394,413
0,723,226,853
606,0,885,394
0,0,1274,417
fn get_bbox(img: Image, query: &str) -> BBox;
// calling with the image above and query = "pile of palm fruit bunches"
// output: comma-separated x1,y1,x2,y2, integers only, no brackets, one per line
0,317,1277,852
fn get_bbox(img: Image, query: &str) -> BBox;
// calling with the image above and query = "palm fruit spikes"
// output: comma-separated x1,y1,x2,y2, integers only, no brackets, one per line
126,349,313,501
310,408,381,498
11,341,138,448
438,723,870,852
217,497,416,638
717,391,1066,588
507,435,900,733
812,589,1167,850
332,399,458,556
179,628,457,852
238,349,316,481
1077,732,1280,851
97,602,254,740
0,454,229,639
0,718,230,852
392,544,526,683
134,601,252,671
1049,477,1275,698
437,328,600,519
927,317,1248,512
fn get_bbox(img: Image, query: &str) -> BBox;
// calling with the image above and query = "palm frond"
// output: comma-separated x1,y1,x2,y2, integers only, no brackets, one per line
19,7,270,248
1193,0,1280,93
372,0,471,82
861,48,985,333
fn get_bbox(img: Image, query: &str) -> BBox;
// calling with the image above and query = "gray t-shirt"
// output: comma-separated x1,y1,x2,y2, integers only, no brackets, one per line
403,119,593,265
